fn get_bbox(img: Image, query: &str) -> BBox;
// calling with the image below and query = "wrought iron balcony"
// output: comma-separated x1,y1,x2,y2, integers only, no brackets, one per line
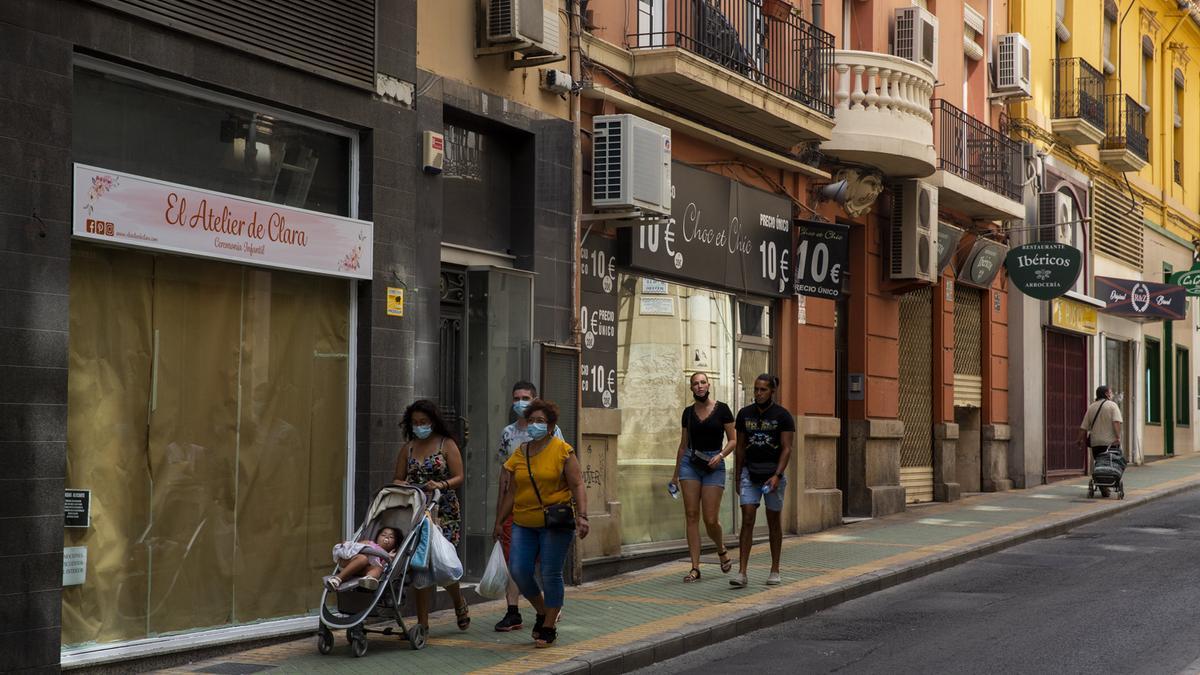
1099,93,1149,172
1052,57,1106,145
932,100,1022,201
627,0,834,119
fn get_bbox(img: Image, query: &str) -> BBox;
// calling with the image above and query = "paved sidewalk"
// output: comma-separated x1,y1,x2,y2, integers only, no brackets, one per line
158,454,1200,675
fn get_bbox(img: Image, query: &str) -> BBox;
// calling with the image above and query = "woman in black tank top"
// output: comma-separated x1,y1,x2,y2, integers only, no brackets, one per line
670,372,736,582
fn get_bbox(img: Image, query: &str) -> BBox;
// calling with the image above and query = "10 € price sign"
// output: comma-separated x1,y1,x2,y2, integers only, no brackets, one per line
793,220,849,299
580,236,618,408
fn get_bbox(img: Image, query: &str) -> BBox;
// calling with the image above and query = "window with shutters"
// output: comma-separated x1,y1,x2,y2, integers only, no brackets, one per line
1174,72,1185,185
1147,337,1161,424
1178,346,1190,426
1092,176,1144,269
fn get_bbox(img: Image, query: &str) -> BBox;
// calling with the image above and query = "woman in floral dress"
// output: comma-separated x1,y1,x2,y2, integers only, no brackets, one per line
394,399,470,632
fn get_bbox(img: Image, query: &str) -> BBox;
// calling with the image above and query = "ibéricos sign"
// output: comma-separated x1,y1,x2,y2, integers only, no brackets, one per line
1004,242,1081,300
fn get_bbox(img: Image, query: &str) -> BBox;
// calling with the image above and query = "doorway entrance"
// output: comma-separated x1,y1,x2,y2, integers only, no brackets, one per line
1104,337,1132,452
1045,330,1089,475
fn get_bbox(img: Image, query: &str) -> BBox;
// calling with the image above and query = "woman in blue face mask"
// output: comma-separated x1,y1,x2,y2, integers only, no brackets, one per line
396,399,469,634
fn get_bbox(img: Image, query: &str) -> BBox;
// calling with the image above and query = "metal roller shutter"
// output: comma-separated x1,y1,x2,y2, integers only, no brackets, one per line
898,287,934,503
953,286,983,408
87,0,377,89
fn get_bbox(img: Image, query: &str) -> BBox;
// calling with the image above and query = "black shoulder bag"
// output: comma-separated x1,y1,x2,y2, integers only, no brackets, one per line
524,443,576,531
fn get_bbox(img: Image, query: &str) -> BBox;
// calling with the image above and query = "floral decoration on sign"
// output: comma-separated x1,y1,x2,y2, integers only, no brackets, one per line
338,231,367,272
83,174,119,216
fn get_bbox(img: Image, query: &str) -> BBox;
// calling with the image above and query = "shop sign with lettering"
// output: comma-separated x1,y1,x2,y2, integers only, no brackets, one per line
1168,264,1200,296
1050,297,1098,335
1004,242,1081,300
957,239,1007,289
617,162,793,297
793,220,848,299
1095,277,1187,321
73,164,373,279
937,223,966,275
580,236,618,409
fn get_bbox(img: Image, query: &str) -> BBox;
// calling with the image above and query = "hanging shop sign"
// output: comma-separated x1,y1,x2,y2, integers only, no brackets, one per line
937,223,966,275
1168,262,1200,296
1004,242,1081,300
580,236,618,409
793,220,849,299
1094,276,1187,321
957,239,1007,289
72,164,373,280
618,162,793,297
1050,297,1098,335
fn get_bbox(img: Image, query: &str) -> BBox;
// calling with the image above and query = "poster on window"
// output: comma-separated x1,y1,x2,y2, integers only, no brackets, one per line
72,164,373,279
793,220,849,299
580,236,618,408
617,162,794,297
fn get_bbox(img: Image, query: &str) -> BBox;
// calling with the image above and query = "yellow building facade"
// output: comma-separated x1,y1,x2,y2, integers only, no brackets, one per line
1010,0,1200,465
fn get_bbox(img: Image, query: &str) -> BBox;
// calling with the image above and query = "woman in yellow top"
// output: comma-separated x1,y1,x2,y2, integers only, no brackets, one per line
494,399,588,648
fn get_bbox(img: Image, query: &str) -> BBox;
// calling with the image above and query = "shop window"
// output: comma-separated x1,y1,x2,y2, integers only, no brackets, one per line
1178,346,1191,426
1147,337,1162,424
72,62,352,216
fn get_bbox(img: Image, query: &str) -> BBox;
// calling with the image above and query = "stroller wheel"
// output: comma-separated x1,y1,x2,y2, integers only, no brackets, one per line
408,623,428,650
316,625,333,655
351,636,368,657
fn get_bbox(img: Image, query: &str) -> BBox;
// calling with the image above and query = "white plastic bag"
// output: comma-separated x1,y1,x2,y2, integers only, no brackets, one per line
413,521,463,589
476,542,510,599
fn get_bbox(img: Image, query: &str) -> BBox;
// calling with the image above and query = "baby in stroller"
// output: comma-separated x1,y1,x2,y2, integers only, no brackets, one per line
325,527,400,592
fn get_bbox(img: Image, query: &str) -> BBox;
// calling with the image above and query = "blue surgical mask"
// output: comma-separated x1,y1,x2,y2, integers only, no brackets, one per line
526,422,548,440
513,400,531,416
413,425,432,440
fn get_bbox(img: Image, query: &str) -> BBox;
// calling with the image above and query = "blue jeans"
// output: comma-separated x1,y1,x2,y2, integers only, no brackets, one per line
510,524,574,608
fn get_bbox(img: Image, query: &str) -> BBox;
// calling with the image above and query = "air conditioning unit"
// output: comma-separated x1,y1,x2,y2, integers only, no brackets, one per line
893,6,938,76
1038,191,1074,244
592,114,672,216
486,0,545,46
995,33,1032,98
890,180,939,283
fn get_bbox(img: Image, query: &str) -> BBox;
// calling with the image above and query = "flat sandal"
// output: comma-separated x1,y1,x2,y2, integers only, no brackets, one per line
718,549,733,574
683,567,701,583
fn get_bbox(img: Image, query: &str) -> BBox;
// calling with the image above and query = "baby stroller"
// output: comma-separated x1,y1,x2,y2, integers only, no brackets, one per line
317,483,439,656
1088,445,1127,500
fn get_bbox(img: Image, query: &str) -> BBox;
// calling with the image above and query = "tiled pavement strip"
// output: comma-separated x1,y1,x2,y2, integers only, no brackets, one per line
161,455,1200,675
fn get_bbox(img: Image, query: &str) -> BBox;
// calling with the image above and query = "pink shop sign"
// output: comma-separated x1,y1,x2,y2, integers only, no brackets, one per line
73,164,372,279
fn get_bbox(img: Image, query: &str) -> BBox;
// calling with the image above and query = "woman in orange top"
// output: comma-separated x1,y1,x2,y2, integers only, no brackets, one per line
493,399,588,648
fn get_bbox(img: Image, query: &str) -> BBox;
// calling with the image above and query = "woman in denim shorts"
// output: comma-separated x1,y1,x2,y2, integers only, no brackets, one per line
669,372,736,582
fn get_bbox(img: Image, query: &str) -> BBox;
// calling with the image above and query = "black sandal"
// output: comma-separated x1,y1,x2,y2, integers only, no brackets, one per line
718,549,733,574
532,613,546,640
455,600,470,631
683,567,701,583
535,625,557,648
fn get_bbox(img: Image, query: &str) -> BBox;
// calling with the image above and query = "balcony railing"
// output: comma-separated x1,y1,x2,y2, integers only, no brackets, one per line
932,99,1022,201
1053,57,1105,130
628,0,834,117
1101,93,1149,162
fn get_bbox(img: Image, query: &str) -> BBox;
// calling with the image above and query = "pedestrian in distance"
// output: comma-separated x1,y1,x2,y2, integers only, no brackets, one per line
493,399,589,648
669,371,735,582
731,374,794,588
394,399,471,633
494,381,564,633
1077,385,1124,497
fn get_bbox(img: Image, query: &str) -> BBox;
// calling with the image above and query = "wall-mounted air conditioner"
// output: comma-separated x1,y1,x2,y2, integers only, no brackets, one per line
1038,191,1074,244
485,0,556,52
893,6,939,76
890,180,939,283
995,33,1032,99
592,114,672,216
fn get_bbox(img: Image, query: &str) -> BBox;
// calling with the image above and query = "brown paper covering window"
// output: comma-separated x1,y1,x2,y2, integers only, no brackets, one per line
64,244,350,647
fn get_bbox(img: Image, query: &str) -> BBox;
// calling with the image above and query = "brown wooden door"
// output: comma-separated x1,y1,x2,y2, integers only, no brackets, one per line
1045,330,1089,475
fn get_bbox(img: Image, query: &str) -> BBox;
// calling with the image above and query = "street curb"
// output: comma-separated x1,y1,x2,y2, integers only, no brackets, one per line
545,477,1200,675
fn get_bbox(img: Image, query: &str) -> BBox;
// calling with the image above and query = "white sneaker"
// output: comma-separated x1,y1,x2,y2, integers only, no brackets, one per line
765,572,781,585
729,573,748,588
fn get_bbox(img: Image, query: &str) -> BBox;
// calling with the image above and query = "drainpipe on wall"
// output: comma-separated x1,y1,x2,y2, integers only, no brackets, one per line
811,0,823,30
569,0,586,579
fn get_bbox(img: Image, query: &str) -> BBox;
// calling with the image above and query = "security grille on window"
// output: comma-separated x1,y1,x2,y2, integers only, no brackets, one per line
444,125,485,181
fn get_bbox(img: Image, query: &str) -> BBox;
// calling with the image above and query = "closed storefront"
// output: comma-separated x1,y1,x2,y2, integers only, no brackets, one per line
898,287,934,503
953,285,983,492
1044,328,1090,475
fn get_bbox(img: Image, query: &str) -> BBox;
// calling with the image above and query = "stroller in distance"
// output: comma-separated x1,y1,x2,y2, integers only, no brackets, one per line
317,483,439,656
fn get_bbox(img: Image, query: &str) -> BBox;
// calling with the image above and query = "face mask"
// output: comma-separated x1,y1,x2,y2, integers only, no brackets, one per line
693,391,709,402
513,400,531,416
527,422,548,441
413,425,433,440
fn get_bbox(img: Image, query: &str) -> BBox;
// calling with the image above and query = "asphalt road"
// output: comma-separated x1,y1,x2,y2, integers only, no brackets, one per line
641,488,1200,675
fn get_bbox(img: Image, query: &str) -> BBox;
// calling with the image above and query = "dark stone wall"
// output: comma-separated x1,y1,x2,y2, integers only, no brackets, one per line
0,0,418,668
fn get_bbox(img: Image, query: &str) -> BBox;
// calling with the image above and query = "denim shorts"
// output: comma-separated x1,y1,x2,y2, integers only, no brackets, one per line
678,450,726,488
739,467,786,511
